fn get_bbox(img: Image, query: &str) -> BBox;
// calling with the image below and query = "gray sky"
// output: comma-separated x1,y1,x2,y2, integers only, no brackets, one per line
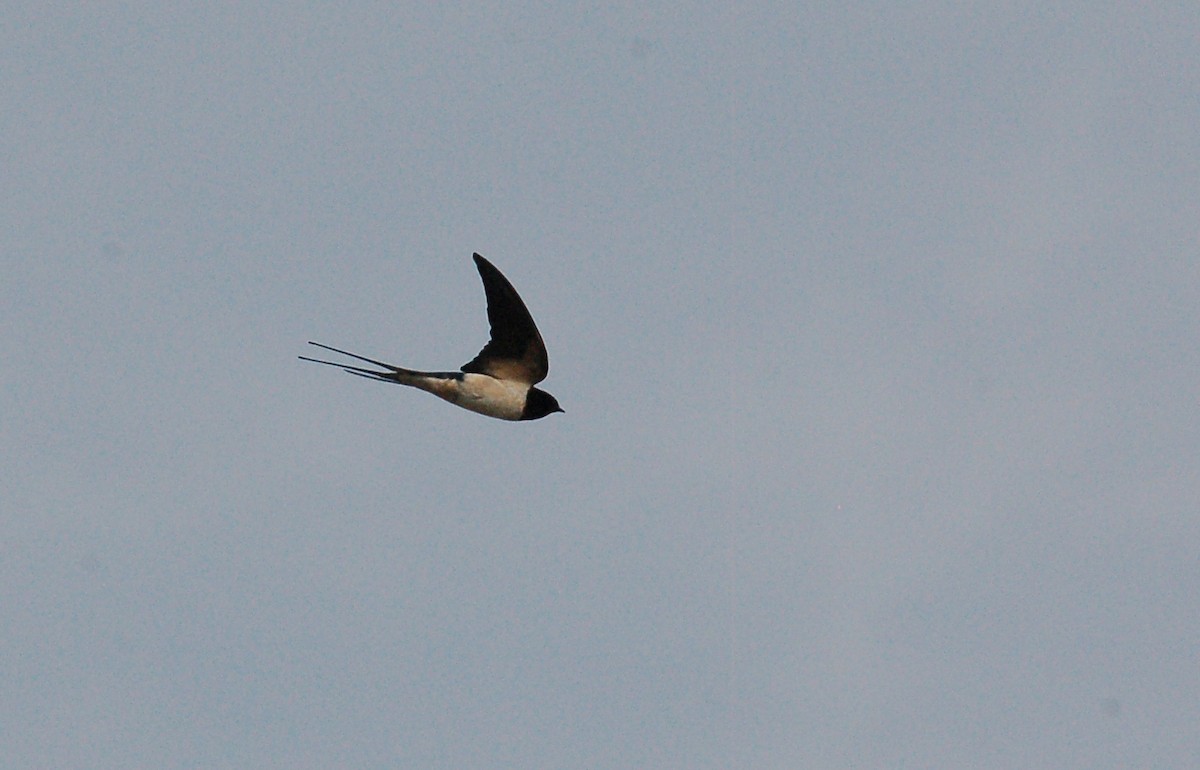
4,3,1199,768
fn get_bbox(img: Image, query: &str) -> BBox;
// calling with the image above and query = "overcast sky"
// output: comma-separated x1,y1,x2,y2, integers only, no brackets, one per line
3,3,1199,768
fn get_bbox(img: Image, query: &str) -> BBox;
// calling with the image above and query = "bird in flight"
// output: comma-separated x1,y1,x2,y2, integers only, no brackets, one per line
300,253,564,421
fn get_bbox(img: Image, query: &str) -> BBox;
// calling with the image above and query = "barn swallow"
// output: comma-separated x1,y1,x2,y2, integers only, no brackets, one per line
300,253,563,421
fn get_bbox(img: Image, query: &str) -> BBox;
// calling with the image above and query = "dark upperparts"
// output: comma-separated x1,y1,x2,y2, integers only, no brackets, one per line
520,388,564,420
462,253,550,385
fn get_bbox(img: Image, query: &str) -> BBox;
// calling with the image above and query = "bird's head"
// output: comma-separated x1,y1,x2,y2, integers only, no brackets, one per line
521,388,564,420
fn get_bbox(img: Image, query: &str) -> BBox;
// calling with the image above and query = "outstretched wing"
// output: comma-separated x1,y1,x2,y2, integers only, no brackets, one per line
460,253,549,385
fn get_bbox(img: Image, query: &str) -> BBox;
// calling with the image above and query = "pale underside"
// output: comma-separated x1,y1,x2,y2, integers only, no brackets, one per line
406,372,530,421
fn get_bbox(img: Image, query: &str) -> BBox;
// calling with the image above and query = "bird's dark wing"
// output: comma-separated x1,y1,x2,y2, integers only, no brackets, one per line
460,253,549,384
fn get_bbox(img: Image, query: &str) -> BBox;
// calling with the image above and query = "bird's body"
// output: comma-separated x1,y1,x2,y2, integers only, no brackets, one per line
300,253,563,421
415,371,534,421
